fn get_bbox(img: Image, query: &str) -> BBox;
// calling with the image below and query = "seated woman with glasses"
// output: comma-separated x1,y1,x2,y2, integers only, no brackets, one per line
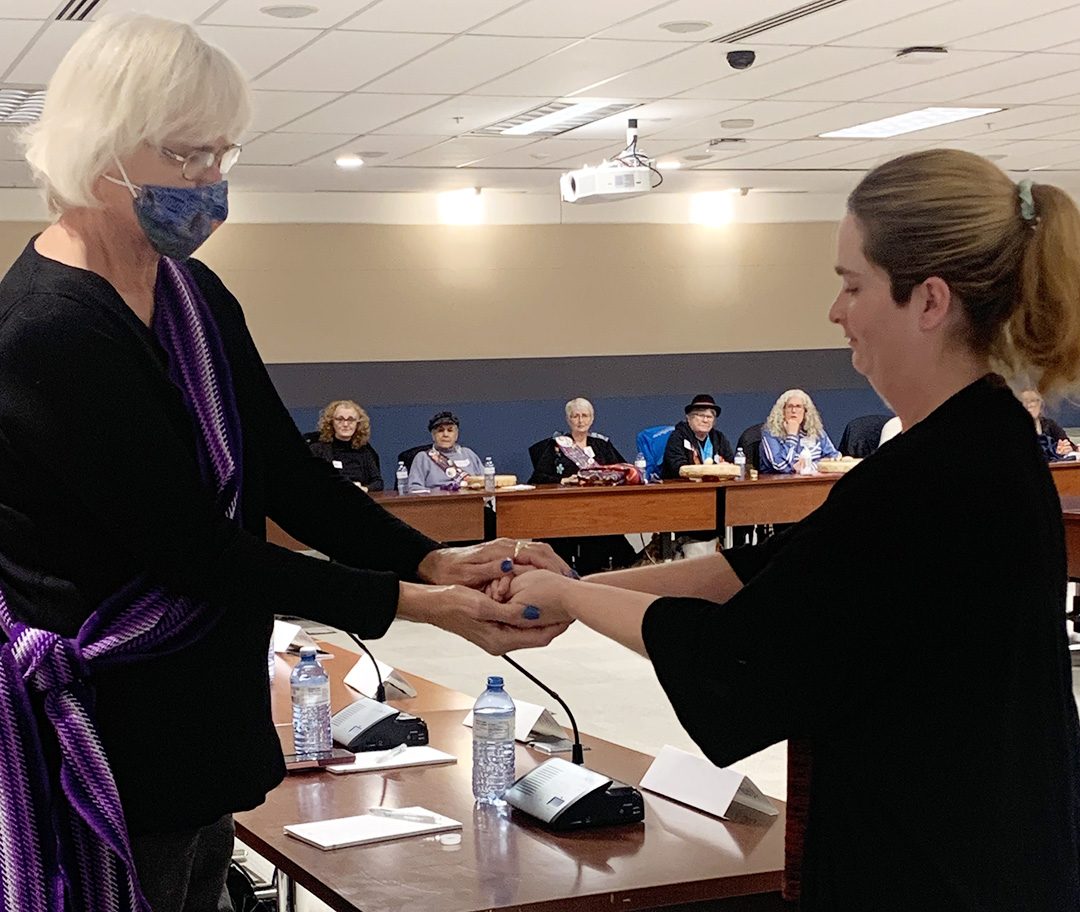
309,399,383,491
759,389,840,474
407,411,484,492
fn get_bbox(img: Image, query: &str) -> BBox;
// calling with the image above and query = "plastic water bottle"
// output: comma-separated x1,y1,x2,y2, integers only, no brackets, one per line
734,447,747,481
267,639,276,682
396,460,408,495
291,646,331,757
483,456,496,493
472,675,516,805
798,443,815,476
634,452,648,484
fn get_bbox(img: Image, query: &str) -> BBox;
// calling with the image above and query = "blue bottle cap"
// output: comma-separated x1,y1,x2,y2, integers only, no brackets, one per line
487,675,504,688
299,646,317,660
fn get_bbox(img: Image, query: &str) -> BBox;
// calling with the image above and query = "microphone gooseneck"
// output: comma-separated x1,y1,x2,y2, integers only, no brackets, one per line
346,632,386,702
501,654,584,765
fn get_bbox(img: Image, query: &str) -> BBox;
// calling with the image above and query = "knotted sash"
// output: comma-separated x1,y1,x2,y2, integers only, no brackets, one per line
0,257,243,912
553,435,597,472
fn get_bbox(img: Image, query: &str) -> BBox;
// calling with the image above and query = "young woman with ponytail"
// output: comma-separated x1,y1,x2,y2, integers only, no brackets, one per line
511,149,1080,910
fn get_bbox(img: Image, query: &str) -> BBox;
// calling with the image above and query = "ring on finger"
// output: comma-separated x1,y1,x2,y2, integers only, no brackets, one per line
513,540,527,559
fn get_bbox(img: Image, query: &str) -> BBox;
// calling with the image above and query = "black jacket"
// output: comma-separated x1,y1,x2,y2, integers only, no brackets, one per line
528,434,625,485
309,438,384,489
660,420,734,479
0,239,437,834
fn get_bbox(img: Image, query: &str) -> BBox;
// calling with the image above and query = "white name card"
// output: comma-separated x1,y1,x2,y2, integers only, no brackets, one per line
639,745,778,820
343,653,418,699
462,698,564,744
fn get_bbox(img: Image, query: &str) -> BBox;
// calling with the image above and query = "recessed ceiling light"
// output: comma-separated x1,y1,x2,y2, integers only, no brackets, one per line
529,152,552,160
357,151,386,159
895,45,948,64
501,99,611,136
720,118,755,129
335,153,364,169
683,153,713,162
260,5,318,19
660,20,712,33
985,153,1007,161
819,106,1001,139
657,160,682,170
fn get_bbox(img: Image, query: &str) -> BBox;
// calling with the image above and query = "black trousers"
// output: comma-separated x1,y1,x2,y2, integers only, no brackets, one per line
131,813,235,912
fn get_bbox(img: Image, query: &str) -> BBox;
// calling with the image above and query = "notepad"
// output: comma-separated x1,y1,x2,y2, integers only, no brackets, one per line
284,808,461,850
326,745,456,775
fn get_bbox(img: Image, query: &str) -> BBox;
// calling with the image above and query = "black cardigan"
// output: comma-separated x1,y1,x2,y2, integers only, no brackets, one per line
0,240,437,834
660,420,735,479
309,438,384,489
528,434,625,485
643,376,1080,910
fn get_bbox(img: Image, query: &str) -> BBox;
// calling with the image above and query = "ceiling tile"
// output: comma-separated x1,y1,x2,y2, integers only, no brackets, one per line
594,43,803,100
663,99,840,138
952,6,1080,52
197,25,320,80
0,1,63,17
900,104,1078,140
835,0,1077,49
779,50,1014,103
743,101,920,139
392,135,532,167
363,35,571,94
476,38,691,97
202,0,375,29
96,0,217,20
679,47,889,102
242,132,356,165
560,99,743,140
980,110,1080,139
546,136,705,166
475,0,676,39
712,138,861,168
0,125,23,160
465,136,613,168
250,90,343,132
749,0,943,46
0,159,34,186
341,0,519,34
373,95,551,136
961,67,1080,105
283,93,449,134
256,30,447,92
597,0,796,42
5,20,85,84
305,134,450,164
0,19,41,78
1048,40,1080,55
872,53,1080,103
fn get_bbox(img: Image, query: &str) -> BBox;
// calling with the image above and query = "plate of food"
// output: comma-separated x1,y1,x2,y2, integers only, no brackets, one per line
463,474,518,490
679,463,742,481
816,457,861,474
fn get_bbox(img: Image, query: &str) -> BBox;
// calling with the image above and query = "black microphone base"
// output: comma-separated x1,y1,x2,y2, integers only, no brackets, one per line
541,779,645,831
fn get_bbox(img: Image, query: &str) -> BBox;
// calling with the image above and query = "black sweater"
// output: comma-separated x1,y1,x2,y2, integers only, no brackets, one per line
643,376,1080,910
309,438,384,489
528,434,625,485
0,240,437,834
660,420,735,479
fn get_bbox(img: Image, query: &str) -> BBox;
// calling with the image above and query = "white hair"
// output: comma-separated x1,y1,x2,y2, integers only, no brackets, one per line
20,14,252,214
764,388,827,439
565,397,594,421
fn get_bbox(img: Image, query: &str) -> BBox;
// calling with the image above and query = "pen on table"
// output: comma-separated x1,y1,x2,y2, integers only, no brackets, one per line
374,743,408,764
368,808,438,824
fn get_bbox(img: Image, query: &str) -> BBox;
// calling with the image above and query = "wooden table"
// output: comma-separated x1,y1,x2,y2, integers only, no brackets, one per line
1061,496,1080,580
721,474,839,527
1051,461,1080,497
495,483,720,540
242,647,786,912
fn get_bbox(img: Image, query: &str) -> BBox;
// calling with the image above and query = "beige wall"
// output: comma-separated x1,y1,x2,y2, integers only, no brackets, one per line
1,221,844,363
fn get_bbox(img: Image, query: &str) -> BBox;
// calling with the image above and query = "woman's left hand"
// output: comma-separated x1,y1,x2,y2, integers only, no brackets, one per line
507,569,577,624
418,538,571,590
1058,438,1075,455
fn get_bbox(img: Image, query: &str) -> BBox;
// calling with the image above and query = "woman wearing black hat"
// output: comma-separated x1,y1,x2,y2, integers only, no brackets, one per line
407,411,484,492
660,394,735,480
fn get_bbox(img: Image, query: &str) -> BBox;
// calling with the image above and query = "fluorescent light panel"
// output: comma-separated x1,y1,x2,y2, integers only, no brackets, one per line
501,100,611,136
819,106,1001,139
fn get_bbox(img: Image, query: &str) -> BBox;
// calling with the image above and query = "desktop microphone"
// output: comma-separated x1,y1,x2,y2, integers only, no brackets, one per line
346,632,386,702
500,656,644,831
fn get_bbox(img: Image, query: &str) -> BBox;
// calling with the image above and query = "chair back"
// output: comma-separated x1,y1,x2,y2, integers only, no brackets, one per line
736,424,763,471
397,444,429,470
635,425,675,480
838,414,892,458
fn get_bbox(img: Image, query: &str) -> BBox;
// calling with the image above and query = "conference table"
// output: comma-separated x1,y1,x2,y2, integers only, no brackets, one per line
267,461,1080,548
238,647,787,912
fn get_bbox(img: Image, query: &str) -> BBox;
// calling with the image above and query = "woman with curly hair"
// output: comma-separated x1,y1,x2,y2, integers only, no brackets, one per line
759,388,840,473
310,399,383,490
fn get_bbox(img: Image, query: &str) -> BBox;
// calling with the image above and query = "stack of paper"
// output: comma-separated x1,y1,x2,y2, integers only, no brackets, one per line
284,808,461,850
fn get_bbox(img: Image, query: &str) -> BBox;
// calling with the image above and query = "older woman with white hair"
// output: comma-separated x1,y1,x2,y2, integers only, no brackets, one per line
0,15,569,912
759,388,840,473
528,397,626,484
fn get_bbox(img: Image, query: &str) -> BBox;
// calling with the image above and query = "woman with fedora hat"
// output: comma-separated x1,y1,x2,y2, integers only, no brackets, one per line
661,393,735,480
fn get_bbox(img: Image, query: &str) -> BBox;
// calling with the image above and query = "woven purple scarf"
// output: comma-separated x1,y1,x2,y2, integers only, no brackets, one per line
0,258,243,912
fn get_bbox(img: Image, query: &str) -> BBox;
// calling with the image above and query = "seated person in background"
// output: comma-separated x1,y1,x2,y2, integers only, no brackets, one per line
407,411,483,492
760,389,840,474
529,397,625,483
879,415,902,446
308,399,383,491
661,394,734,479
1020,389,1076,459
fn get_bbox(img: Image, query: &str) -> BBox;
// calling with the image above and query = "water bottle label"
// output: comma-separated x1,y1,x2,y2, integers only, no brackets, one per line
292,685,330,707
473,716,514,741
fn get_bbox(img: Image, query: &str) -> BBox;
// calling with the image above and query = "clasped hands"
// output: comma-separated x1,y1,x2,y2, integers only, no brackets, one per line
401,538,576,655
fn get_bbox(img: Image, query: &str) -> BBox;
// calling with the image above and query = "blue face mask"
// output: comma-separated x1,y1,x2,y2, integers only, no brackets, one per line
106,160,228,260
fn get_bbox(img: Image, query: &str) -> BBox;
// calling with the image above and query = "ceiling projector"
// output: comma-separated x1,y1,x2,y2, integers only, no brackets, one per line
559,118,657,204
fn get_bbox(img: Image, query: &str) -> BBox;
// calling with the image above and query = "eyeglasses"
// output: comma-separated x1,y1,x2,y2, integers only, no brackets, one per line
160,144,242,181
333,416,359,424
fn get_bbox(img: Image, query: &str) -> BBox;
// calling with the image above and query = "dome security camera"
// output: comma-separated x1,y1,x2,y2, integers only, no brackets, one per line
726,49,756,70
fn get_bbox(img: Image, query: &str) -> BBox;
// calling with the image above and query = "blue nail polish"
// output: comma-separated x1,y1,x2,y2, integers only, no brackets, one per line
501,559,513,573
522,605,541,620
565,569,581,580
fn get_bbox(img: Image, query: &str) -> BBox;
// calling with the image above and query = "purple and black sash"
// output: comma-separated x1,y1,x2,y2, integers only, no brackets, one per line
426,449,468,489
553,435,597,472
0,258,243,912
